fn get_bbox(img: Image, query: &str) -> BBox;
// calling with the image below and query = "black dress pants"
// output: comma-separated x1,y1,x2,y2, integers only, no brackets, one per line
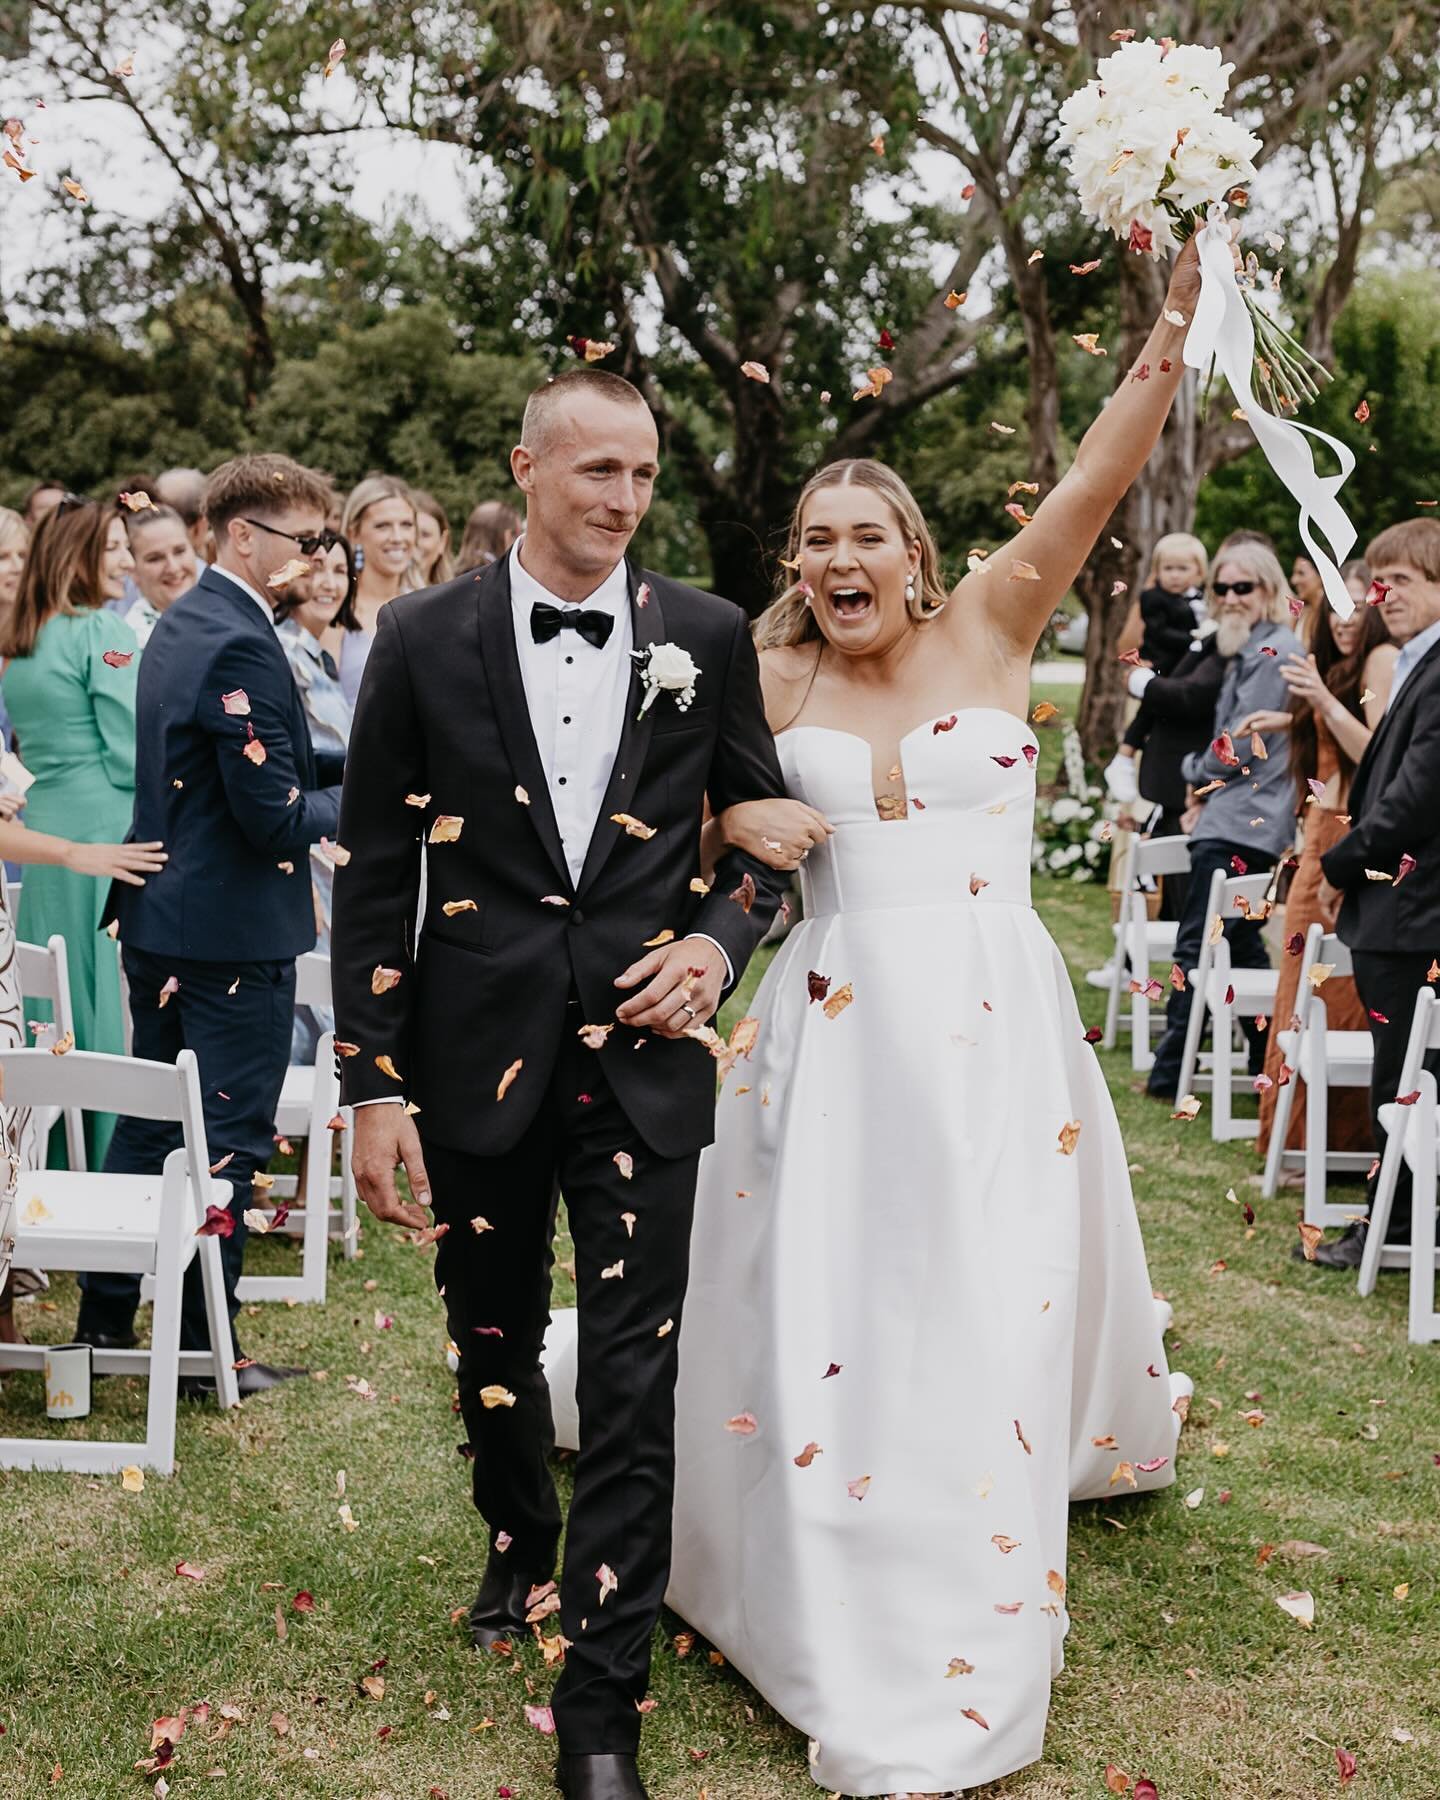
424,1023,700,1754
1351,951,1440,1242
1148,837,1276,1097
77,945,296,1353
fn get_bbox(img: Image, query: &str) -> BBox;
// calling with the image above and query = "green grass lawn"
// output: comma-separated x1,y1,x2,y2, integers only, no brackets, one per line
3,759,1438,1796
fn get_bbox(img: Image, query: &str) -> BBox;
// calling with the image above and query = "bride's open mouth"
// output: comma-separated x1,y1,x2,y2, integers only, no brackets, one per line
829,585,874,620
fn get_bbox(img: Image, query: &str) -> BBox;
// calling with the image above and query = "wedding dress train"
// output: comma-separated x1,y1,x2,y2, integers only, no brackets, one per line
544,708,1187,1795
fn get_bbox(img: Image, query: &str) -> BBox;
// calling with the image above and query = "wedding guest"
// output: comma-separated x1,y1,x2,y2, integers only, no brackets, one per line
412,489,454,586
458,498,521,571
156,467,212,564
1145,542,1304,1100
124,504,199,649
1308,518,1440,1268
335,475,420,709
1291,552,1325,641
20,481,65,529
74,454,343,1386
0,507,28,753
0,820,166,1344
1106,531,1209,805
273,530,356,1060
0,497,140,1165
1241,561,1397,1162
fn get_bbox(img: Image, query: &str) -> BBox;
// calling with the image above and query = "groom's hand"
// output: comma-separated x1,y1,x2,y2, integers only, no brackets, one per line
614,937,726,1038
352,1102,433,1230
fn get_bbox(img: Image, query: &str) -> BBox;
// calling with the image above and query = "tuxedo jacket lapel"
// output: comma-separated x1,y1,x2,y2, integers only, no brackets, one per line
576,565,664,901
475,558,573,892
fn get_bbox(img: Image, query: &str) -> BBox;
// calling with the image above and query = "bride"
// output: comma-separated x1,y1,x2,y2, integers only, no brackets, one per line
548,231,1214,1794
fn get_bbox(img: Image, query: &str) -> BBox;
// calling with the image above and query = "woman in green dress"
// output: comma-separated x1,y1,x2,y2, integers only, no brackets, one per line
0,496,142,1167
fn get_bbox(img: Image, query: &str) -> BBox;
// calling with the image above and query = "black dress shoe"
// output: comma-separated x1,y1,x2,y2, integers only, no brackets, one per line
469,1562,549,1651
179,1361,308,1401
556,1753,648,1800
73,1327,139,1351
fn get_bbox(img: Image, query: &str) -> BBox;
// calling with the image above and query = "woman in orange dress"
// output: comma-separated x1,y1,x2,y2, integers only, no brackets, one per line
1241,563,1397,1158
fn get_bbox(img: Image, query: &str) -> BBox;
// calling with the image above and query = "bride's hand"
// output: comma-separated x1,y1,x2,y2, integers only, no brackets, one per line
718,798,833,870
1164,218,1241,318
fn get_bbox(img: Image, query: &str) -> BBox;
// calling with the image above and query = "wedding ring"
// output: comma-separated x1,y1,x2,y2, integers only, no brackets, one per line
681,1003,697,1018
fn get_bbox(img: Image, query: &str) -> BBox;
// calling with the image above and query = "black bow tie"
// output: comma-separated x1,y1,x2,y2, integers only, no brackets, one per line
530,600,614,650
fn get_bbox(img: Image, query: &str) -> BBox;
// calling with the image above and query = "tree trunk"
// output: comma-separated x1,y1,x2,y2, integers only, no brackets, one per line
1075,256,1202,765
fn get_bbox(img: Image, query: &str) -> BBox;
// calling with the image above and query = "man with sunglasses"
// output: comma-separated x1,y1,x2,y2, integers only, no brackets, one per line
76,454,344,1395
1144,546,1304,1101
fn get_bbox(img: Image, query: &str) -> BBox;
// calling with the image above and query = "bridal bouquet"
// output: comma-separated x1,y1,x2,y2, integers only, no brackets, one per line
1055,37,1326,414
1055,36,1359,616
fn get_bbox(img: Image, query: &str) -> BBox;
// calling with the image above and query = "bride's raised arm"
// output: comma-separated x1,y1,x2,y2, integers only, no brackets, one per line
948,227,1227,657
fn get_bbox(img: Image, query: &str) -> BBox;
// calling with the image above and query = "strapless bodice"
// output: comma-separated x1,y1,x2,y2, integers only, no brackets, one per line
778,709,1038,916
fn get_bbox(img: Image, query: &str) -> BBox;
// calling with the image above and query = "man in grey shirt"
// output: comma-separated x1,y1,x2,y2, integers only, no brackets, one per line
1145,550,1304,1098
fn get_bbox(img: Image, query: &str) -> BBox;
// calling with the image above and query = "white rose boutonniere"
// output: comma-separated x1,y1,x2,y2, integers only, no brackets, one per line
633,641,700,717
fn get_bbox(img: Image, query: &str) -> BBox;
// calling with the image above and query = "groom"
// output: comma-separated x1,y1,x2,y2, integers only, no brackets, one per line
330,369,787,1800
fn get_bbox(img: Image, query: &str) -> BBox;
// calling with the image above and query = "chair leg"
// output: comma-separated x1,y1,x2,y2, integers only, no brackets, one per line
1102,921,1124,1050
1408,1077,1439,1344
1178,978,1206,1112
340,1109,359,1259
1262,1063,1297,1198
1357,1127,1405,1298
144,1165,186,1474
301,1127,330,1303
1303,1055,1330,1229
1211,1001,1233,1139
1130,991,1152,1074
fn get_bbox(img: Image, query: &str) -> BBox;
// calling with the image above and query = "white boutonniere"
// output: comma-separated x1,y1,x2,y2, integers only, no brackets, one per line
632,641,700,717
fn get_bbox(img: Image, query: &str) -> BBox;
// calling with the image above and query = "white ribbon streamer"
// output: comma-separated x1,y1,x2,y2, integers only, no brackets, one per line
1183,206,1358,619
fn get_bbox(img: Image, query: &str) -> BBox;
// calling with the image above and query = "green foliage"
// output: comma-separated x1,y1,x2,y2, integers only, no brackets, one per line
1198,271,1440,559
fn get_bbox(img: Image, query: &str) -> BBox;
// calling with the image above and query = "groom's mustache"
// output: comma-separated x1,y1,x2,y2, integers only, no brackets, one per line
589,511,636,533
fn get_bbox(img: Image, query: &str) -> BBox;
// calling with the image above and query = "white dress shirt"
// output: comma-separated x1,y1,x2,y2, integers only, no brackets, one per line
508,542,633,885
1387,616,1440,711
209,564,275,622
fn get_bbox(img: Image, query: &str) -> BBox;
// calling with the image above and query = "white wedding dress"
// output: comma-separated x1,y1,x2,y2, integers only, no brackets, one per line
543,707,1187,1796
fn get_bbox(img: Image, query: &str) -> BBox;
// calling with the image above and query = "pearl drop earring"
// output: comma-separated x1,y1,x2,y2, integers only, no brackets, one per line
905,576,916,602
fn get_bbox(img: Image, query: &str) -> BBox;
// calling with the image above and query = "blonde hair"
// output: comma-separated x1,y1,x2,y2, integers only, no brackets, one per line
1147,531,1207,586
1205,540,1296,625
411,488,455,584
754,460,949,650
0,506,27,559
342,474,422,593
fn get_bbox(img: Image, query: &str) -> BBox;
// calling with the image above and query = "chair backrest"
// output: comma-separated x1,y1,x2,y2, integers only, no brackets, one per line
1294,925,1353,1037
294,952,333,1010
1132,834,1192,882
1395,988,1440,1095
14,935,75,1039
0,1047,214,1215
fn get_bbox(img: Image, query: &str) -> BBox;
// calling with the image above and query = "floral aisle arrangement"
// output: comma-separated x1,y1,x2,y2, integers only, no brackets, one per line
1032,726,1112,884
1055,35,1359,617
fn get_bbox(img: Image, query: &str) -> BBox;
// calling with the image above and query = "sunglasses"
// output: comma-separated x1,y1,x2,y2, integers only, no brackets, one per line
1212,580,1259,597
242,517,341,557
55,492,101,517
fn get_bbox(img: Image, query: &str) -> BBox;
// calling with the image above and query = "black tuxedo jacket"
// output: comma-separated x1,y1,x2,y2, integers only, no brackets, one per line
330,556,788,1160
110,567,344,962
1321,634,1440,953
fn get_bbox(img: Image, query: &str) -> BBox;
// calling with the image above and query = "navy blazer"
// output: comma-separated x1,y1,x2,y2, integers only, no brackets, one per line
110,566,343,962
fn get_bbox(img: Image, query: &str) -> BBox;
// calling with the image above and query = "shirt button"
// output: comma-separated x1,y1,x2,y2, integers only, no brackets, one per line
558,776,568,786
563,715,572,725
565,655,574,665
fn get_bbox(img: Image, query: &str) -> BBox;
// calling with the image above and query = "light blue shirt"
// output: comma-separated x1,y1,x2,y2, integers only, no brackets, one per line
1388,617,1440,710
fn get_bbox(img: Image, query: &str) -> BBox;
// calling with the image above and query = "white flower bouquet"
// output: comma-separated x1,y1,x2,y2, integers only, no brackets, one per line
1055,36,1330,415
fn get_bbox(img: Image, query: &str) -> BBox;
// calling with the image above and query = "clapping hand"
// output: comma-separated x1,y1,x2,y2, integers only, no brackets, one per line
1279,653,1330,712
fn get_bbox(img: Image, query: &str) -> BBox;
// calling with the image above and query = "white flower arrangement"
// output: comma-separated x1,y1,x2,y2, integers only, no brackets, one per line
1032,727,1112,885
633,641,700,717
1055,36,1329,414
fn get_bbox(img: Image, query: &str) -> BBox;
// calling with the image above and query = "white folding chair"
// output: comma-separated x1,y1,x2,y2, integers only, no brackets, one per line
1261,925,1374,1227
235,952,357,1305
2,872,20,923
14,933,87,1170
1175,869,1280,1140
0,1046,239,1474
1101,835,1187,1070
1357,987,1440,1340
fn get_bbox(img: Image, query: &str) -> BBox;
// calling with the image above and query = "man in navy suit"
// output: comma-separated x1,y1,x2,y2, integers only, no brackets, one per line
75,454,344,1392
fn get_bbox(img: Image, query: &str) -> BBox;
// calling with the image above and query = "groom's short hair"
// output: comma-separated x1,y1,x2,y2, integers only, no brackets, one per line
521,369,650,456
